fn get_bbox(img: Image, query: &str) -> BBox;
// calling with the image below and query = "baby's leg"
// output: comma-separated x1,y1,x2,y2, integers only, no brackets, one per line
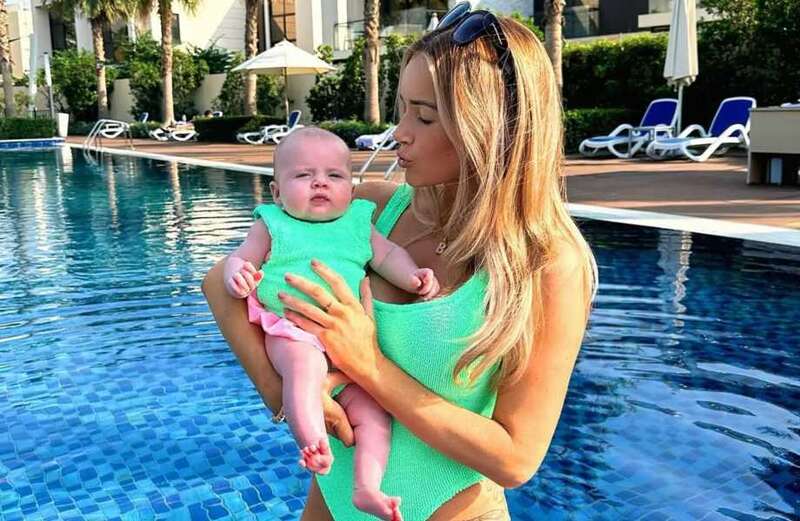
265,335,332,474
337,385,402,521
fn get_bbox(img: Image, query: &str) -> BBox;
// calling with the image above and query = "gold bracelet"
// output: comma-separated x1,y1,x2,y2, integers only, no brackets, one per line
271,406,286,424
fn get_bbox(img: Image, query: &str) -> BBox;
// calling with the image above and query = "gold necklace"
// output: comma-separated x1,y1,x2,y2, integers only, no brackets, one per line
400,227,448,255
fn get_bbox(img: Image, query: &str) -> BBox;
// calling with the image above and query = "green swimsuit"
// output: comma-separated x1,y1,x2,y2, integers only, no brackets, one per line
316,184,497,521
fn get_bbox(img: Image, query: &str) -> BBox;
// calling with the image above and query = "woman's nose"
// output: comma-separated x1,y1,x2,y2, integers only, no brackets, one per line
393,119,411,145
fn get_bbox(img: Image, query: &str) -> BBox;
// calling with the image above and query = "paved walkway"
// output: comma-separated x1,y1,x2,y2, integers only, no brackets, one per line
68,137,800,231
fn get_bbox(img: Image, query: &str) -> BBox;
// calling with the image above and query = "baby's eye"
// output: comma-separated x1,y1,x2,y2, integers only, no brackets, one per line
329,173,343,178
296,172,310,177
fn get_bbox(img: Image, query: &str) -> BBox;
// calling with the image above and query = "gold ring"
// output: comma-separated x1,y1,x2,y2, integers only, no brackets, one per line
322,299,334,312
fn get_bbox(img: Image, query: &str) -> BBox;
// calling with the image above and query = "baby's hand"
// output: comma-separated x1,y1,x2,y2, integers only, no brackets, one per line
225,259,263,298
411,268,440,301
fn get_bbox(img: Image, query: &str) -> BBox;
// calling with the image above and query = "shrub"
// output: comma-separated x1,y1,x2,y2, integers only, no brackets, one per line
563,108,634,153
49,49,117,121
117,33,209,120
189,43,234,74
319,120,390,148
0,118,56,139
194,115,284,142
68,120,95,136
308,35,418,123
130,121,163,138
563,34,671,113
213,53,283,116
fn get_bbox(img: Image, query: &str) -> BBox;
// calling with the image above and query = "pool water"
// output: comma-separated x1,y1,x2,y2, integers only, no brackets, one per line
1,149,798,521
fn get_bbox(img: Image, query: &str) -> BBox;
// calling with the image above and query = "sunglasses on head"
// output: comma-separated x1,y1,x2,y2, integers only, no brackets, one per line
435,2,516,98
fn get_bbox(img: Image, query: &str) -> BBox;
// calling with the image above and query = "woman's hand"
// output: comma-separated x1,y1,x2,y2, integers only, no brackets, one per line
279,259,383,385
322,371,354,447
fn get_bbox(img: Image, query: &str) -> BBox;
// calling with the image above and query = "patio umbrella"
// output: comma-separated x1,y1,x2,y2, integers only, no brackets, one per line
663,0,699,133
232,39,336,122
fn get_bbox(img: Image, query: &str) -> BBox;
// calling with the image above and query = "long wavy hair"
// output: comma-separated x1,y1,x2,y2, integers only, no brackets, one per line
402,17,597,389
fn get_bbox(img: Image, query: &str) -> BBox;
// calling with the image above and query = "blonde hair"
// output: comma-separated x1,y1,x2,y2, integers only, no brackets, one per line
402,18,597,389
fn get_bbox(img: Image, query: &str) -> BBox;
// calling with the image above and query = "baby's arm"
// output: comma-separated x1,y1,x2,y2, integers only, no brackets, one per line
224,220,272,298
369,226,440,300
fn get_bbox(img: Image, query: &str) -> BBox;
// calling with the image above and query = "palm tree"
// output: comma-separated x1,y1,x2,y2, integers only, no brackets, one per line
363,0,380,124
157,0,200,124
544,0,565,93
47,0,146,118
243,0,258,115
0,0,15,117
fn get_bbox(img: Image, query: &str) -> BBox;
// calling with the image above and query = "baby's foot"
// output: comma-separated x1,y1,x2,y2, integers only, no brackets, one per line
298,438,333,475
353,489,403,521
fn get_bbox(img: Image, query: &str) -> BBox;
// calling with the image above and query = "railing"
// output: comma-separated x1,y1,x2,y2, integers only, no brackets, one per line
357,126,399,183
82,119,134,164
333,9,447,52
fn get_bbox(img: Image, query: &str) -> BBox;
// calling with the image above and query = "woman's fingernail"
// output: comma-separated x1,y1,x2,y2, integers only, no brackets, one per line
284,273,293,281
311,259,319,266
278,292,286,300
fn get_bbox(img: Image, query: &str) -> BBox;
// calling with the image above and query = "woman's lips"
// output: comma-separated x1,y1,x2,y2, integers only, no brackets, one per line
397,155,412,168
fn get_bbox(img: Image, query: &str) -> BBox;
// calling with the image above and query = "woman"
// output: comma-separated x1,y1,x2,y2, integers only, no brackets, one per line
202,5,596,520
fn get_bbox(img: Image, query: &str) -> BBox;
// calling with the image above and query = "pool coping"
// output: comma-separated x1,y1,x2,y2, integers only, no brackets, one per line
67,143,800,249
67,142,274,176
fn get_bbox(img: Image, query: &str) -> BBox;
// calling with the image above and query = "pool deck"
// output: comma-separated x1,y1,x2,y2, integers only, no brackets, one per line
67,137,800,231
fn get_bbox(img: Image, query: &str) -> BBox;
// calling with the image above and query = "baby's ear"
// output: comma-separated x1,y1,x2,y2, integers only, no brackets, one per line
269,180,281,204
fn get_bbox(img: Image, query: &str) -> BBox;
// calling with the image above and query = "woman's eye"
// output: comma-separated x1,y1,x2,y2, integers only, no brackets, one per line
418,117,432,125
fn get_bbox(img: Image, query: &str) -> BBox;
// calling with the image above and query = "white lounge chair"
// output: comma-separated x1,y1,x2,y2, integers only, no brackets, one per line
237,110,303,145
355,126,398,150
149,123,197,142
646,97,756,162
98,113,148,139
579,99,678,159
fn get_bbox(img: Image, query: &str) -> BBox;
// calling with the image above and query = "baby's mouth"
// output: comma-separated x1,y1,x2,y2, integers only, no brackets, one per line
310,194,330,203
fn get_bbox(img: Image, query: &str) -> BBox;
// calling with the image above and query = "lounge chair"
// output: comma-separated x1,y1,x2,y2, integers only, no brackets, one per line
237,110,303,145
98,113,148,139
149,122,197,142
579,98,678,159
355,126,398,150
646,96,756,162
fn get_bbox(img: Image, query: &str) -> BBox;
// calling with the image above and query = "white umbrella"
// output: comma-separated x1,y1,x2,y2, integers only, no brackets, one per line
233,39,336,121
427,12,439,32
663,0,699,133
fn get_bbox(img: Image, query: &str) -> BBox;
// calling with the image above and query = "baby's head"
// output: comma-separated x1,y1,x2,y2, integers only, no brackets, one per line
270,127,354,222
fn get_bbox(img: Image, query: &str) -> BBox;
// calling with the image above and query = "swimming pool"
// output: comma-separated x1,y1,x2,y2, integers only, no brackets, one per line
1,149,797,520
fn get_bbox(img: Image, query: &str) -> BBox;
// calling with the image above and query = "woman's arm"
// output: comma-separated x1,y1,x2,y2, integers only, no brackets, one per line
203,259,283,411
282,244,588,488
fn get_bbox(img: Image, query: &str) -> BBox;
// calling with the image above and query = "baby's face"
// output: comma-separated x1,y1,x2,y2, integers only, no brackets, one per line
270,137,353,222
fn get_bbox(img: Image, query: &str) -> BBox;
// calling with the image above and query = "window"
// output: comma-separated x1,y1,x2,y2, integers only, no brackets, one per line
269,0,296,46
171,13,181,44
48,10,76,51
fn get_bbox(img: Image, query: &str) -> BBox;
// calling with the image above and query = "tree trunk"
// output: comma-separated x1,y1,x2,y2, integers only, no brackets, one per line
159,0,174,123
243,0,258,115
545,0,565,93
91,17,110,118
0,0,15,117
363,0,380,124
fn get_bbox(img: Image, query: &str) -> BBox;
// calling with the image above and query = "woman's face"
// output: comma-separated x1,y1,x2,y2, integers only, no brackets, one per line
394,53,460,187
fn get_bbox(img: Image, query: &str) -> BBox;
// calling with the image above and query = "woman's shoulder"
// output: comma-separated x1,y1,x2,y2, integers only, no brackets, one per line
353,181,403,223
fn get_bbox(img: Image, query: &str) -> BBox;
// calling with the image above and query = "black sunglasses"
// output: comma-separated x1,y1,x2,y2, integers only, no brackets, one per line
435,2,516,99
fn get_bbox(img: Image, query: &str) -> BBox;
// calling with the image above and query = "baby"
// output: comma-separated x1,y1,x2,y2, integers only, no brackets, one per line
224,127,439,521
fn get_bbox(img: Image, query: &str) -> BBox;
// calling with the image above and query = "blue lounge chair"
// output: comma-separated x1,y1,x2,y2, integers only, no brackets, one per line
237,110,303,145
355,126,398,150
579,98,678,159
646,97,756,162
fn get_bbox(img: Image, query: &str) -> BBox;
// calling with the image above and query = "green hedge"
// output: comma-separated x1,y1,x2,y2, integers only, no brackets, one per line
194,115,285,142
0,118,57,139
563,108,634,154
319,120,390,148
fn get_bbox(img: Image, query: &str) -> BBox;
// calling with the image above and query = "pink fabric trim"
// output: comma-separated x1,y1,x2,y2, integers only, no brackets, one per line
247,294,326,352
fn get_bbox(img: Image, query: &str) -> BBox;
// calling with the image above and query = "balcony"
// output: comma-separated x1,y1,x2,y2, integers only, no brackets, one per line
333,8,446,53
